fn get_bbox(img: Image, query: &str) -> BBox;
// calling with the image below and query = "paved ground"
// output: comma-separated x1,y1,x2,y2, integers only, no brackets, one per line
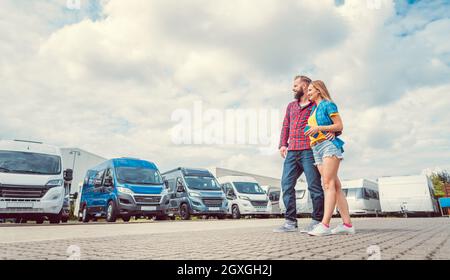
0,218,449,260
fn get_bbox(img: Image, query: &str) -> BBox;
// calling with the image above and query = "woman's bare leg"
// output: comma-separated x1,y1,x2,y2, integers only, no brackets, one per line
335,177,352,225
320,156,341,225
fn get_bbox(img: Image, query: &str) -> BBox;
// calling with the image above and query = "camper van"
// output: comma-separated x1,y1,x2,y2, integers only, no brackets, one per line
0,140,72,224
341,179,381,216
378,175,439,216
279,182,313,217
218,176,271,219
79,158,168,222
161,167,228,220
261,185,282,216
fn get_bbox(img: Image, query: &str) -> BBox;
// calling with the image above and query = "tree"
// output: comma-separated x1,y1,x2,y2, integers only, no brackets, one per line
431,171,450,197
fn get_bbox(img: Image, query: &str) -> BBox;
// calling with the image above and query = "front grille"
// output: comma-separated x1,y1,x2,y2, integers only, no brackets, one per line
250,200,268,207
133,195,161,205
203,199,223,207
0,185,49,199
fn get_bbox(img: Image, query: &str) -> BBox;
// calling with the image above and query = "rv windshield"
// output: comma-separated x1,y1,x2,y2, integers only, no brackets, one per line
184,176,221,191
115,167,163,185
0,151,61,175
234,182,265,195
345,188,364,199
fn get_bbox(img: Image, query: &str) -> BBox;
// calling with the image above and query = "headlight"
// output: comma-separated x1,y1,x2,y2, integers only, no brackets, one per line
117,187,134,195
189,192,201,197
46,179,63,188
238,195,250,200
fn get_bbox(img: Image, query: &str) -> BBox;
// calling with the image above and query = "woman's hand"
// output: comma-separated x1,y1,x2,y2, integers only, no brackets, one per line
305,126,320,137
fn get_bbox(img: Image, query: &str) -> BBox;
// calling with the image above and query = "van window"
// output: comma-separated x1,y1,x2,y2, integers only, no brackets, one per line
0,150,61,175
95,170,105,187
269,190,280,201
166,178,176,193
234,182,265,195
115,167,163,185
184,176,221,191
296,190,306,199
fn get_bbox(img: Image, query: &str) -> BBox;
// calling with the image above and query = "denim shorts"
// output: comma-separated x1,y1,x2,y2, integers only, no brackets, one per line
311,140,344,166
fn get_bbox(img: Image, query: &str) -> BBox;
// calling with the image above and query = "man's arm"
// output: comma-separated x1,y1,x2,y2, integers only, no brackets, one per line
279,104,290,150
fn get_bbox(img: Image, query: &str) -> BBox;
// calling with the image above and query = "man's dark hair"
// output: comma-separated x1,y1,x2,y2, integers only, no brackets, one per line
294,75,312,84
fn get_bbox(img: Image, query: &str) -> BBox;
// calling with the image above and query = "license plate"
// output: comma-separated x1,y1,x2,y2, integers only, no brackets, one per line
7,202,34,208
256,208,266,212
208,207,220,211
141,206,157,211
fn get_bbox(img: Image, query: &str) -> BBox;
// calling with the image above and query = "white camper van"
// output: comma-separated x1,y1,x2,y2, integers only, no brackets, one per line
261,185,282,216
0,140,72,224
341,179,381,216
378,175,439,216
279,182,313,217
218,176,271,219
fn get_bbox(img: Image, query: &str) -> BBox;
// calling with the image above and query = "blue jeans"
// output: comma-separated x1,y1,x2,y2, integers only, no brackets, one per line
281,150,324,222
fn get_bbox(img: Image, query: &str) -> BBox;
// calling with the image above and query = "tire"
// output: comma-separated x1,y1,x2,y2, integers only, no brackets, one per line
180,204,191,220
122,216,131,222
106,201,117,223
82,205,90,223
49,211,61,224
61,217,68,223
169,215,176,221
231,205,241,219
35,217,44,224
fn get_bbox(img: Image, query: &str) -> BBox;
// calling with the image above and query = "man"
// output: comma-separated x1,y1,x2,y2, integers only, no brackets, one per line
274,75,334,233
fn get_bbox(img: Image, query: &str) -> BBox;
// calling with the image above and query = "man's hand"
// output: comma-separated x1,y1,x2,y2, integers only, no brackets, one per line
325,132,336,141
279,146,288,159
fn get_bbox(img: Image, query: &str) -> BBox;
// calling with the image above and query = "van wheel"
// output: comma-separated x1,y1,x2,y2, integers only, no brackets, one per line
122,216,130,222
180,204,191,220
232,205,241,219
154,215,167,221
82,205,90,223
49,212,61,224
106,201,117,222
35,217,44,224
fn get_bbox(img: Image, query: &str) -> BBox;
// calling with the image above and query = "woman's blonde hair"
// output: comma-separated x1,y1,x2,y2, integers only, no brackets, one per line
311,80,332,101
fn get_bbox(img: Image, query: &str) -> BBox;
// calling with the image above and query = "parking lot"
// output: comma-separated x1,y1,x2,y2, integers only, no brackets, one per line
0,217,449,260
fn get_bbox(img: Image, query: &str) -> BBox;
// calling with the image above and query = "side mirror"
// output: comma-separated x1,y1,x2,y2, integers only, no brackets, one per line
104,176,113,187
94,178,102,187
70,192,78,200
177,183,185,193
64,169,73,182
164,180,169,189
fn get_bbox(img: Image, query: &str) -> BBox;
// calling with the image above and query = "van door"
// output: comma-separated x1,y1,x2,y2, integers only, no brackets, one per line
167,178,177,214
99,168,114,211
91,170,105,214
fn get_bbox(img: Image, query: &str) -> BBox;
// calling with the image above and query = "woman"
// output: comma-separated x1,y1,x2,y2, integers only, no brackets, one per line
304,80,355,236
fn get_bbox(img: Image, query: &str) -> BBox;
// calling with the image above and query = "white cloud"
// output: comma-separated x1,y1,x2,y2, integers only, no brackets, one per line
0,0,449,181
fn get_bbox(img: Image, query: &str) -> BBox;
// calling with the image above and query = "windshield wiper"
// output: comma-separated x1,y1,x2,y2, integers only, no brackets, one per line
10,170,48,175
0,167,11,173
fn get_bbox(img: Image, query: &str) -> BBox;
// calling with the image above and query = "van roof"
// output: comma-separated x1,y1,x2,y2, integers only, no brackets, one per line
162,167,213,177
0,139,61,156
217,175,259,184
112,158,157,169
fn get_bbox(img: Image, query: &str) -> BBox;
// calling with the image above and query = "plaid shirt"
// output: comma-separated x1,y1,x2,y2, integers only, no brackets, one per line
279,101,313,151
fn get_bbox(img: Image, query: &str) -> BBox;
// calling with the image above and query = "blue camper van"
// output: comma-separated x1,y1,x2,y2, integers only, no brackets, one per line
161,167,228,220
79,158,168,222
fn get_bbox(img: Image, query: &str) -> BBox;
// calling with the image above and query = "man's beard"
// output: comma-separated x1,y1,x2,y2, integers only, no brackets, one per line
295,89,304,100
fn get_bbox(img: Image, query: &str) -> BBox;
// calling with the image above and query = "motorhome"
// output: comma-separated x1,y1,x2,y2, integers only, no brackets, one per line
261,185,282,216
378,175,439,216
218,176,271,219
341,179,381,216
162,167,228,220
0,140,72,224
79,158,168,222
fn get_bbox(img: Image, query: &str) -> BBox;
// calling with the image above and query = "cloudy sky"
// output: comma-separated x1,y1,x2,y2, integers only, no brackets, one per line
1,0,449,181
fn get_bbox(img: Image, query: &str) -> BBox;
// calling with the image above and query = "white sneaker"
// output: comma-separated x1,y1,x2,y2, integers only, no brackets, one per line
307,223,332,236
331,224,355,235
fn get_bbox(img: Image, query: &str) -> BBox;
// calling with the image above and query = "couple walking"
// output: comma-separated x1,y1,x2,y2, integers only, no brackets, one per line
274,75,354,236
